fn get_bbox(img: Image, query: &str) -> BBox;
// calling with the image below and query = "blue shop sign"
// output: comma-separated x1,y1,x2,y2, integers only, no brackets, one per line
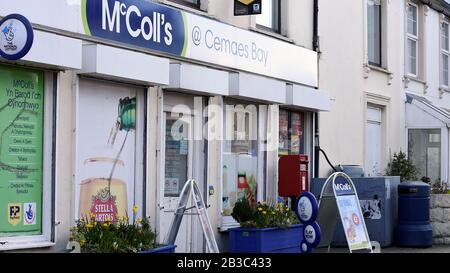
82,0,186,56
333,176,355,196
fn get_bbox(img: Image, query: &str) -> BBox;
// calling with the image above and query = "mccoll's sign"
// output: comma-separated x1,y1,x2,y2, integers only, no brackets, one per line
82,0,186,56
82,0,318,86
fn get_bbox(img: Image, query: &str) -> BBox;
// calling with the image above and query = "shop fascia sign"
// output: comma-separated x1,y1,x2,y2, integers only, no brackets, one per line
82,0,317,86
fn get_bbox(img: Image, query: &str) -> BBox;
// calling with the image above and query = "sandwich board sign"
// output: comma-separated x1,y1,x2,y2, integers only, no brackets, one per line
316,172,372,253
166,179,219,253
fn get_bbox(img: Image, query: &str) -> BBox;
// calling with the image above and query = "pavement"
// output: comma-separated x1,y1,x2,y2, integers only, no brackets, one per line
315,245,450,253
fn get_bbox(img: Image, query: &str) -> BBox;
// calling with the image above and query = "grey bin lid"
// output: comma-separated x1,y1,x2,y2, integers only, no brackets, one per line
333,165,365,178
398,181,430,197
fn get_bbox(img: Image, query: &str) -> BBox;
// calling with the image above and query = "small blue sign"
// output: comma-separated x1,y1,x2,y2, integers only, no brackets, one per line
0,14,34,60
295,191,319,224
83,0,186,57
333,176,355,196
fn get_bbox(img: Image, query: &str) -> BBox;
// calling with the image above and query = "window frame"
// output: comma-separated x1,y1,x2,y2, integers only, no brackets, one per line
256,0,281,34
0,68,56,251
406,1,419,77
367,0,383,67
167,0,201,10
219,99,268,231
441,20,450,88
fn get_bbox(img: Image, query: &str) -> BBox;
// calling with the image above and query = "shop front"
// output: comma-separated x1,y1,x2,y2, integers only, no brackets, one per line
1,0,329,253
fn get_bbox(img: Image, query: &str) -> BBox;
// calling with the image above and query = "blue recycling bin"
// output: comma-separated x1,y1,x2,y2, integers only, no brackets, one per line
312,176,400,247
396,182,432,247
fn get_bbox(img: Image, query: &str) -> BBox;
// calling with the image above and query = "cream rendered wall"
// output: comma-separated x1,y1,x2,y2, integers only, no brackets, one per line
318,0,404,177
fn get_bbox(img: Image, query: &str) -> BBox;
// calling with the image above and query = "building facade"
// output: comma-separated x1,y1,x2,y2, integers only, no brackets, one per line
0,0,329,252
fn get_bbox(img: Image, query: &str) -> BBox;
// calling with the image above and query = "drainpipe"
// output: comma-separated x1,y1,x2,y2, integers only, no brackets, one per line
313,0,320,178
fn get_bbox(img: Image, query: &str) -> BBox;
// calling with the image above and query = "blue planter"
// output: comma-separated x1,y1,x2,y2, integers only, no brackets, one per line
140,245,177,253
229,224,303,253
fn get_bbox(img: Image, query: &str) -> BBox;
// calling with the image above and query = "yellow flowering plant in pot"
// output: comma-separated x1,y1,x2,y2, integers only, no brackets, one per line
69,205,174,253
229,198,302,253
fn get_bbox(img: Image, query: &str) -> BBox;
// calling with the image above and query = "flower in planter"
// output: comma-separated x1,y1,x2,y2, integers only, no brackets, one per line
69,205,163,253
231,198,299,229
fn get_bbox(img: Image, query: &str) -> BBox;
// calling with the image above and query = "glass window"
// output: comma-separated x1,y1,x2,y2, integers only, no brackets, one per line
168,0,200,9
256,0,280,32
406,2,419,76
367,0,382,66
442,22,450,87
0,65,45,237
222,103,261,216
279,109,304,156
408,129,441,183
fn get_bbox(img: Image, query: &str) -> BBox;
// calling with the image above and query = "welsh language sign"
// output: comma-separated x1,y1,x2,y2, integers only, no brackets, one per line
0,65,43,235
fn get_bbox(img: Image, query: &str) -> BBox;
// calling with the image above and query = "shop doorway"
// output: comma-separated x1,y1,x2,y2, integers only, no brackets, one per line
159,93,206,253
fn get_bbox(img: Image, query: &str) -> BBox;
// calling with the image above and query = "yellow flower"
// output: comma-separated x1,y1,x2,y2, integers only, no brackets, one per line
258,207,263,211
271,211,276,215
86,224,94,229
136,218,142,225
262,211,267,215
103,223,110,228
278,203,283,209
132,205,138,214
79,240,86,247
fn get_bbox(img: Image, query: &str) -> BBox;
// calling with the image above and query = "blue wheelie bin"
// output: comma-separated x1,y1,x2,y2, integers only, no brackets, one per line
396,181,432,247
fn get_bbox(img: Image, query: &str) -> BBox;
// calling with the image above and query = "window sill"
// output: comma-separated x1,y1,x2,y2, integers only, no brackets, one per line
248,26,295,44
0,239,55,252
365,64,393,75
404,75,426,85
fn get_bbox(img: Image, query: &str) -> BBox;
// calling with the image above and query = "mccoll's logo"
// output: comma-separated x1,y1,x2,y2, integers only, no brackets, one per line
83,0,186,55
333,179,353,194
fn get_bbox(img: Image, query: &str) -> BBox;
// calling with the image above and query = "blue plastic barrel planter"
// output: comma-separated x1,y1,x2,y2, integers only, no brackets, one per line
140,244,177,253
396,182,432,247
229,224,303,253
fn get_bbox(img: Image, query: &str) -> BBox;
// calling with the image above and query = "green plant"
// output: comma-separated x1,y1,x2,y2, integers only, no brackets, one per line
231,198,299,229
385,151,418,182
431,180,450,194
70,205,160,253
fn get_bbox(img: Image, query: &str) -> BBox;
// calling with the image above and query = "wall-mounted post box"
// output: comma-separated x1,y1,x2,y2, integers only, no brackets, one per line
278,155,309,197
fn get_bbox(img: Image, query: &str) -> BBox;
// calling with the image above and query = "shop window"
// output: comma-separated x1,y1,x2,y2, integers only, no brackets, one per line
0,65,55,248
367,0,382,67
167,0,200,9
75,79,145,224
222,102,264,219
278,109,304,156
256,0,281,33
408,129,441,183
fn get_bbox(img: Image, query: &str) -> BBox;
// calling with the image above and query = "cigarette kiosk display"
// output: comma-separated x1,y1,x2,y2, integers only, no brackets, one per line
278,155,309,197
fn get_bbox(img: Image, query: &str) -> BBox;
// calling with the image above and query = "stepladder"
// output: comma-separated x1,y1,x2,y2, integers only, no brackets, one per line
165,179,219,253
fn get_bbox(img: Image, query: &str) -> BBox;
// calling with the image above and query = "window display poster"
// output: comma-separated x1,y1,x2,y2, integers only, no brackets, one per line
0,65,43,235
290,112,302,154
279,110,289,155
76,80,136,223
164,118,188,197
336,195,370,251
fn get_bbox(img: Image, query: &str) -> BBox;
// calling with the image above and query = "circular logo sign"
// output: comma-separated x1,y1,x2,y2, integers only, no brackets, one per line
0,14,34,60
295,192,318,224
303,222,321,248
301,241,311,253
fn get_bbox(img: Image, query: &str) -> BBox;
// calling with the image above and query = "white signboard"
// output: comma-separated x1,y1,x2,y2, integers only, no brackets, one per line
183,13,318,86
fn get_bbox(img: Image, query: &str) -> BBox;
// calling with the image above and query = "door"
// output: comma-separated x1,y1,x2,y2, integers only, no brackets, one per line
366,106,383,176
158,93,205,253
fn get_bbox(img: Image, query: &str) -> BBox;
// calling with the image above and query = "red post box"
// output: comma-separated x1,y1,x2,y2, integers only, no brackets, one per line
278,155,309,197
